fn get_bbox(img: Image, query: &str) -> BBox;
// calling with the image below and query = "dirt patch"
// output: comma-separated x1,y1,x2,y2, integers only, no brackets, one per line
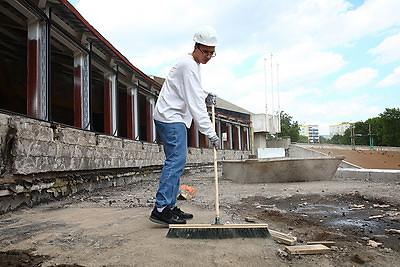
310,148,400,170
0,250,49,266
0,250,83,266
232,193,399,255
1,170,400,266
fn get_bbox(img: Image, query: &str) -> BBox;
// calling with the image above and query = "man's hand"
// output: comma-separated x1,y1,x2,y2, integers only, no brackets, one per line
209,135,220,149
205,93,217,106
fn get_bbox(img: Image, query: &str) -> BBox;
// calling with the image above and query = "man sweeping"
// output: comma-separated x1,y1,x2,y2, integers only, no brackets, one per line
149,25,220,226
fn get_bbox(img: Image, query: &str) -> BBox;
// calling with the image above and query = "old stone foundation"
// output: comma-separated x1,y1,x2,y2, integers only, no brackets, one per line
0,113,250,213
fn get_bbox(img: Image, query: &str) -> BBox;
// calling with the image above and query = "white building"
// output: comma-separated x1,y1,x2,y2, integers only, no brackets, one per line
329,123,351,137
299,125,319,143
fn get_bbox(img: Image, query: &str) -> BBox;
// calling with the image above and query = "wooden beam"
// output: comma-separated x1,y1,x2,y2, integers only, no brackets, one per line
307,241,336,247
269,230,297,245
3,1,31,24
0,27,24,42
0,10,24,27
284,244,330,255
51,12,78,38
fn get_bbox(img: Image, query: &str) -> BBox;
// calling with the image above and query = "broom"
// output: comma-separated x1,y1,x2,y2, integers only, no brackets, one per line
166,103,270,239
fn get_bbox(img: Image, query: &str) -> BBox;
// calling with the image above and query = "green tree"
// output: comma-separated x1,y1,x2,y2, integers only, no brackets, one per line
351,122,370,146
277,111,300,142
328,134,340,144
379,108,400,146
298,135,309,143
269,107,399,147
337,108,399,147
342,129,351,145
365,117,383,146
319,136,330,144
319,136,326,144
328,133,349,145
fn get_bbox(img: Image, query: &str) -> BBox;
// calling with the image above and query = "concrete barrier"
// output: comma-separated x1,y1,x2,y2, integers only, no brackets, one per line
335,168,400,183
293,144,400,182
222,156,344,183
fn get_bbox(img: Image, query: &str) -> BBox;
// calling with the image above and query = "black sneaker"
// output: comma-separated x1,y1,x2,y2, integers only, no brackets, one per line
149,207,186,226
171,206,193,219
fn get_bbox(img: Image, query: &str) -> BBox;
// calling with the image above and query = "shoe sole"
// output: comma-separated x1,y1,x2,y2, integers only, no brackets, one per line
178,216,193,220
171,212,193,220
149,216,169,227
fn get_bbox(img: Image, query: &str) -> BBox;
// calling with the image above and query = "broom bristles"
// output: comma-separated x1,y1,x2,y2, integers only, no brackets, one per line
166,224,270,239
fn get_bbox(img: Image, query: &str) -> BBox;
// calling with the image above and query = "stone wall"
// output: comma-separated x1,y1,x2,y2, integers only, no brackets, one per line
0,113,251,213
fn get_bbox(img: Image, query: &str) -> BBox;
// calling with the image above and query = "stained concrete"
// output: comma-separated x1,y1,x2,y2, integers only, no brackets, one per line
222,156,344,183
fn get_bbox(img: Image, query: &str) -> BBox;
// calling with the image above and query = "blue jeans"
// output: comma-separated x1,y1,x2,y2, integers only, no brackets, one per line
154,120,187,209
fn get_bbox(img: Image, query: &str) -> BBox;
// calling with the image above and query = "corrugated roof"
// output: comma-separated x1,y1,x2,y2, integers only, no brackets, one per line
216,97,253,115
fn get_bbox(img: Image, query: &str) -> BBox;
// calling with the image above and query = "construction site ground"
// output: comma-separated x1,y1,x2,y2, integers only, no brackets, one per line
0,148,399,266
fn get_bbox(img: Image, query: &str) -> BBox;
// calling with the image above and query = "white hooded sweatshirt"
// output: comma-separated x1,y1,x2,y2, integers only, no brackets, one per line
153,54,216,138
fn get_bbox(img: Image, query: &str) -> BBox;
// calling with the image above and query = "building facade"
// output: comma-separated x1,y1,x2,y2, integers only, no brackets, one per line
329,123,351,137
299,124,319,144
0,0,252,213
0,0,251,151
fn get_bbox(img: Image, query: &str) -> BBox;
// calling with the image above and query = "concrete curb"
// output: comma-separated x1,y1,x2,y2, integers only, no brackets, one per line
335,168,400,183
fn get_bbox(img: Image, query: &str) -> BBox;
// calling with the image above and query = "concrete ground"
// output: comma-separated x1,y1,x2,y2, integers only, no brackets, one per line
0,148,399,266
0,173,399,266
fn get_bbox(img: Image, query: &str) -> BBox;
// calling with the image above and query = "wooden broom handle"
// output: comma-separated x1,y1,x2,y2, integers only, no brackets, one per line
211,104,220,219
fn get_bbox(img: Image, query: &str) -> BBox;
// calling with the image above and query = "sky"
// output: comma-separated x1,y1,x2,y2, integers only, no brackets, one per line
69,0,400,135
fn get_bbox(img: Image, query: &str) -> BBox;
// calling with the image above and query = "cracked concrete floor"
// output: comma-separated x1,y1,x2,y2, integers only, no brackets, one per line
0,169,399,266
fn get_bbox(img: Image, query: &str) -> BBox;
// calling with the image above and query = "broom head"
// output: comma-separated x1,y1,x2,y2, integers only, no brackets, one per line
167,224,270,239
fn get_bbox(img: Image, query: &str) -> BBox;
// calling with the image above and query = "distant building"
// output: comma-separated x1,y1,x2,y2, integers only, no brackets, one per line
299,125,319,143
329,123,351,137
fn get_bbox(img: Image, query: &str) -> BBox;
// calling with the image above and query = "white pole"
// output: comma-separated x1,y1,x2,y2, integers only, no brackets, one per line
270,53,274,115
263,57,269,134
276,63,281,133
264,57,268,115
276,63,280,114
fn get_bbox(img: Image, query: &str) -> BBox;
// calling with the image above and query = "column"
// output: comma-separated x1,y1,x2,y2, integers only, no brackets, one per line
104,73,117,135
82,51,90,129
237,125,242,150
133,87,139,140
228,124,233,149
73,52,90,129
127,86,135,139
243,127,249,150
146,97,154,142
27,19,48,120
189,124,198,147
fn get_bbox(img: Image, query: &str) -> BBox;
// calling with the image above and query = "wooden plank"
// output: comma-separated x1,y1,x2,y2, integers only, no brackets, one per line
244,217,257,223
368,215,384,219
386,229,400,234
169,224,269,229
284,244,330,255
348,204,365,210
269,230,297,245
367,240,382,247
307,241,336,247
